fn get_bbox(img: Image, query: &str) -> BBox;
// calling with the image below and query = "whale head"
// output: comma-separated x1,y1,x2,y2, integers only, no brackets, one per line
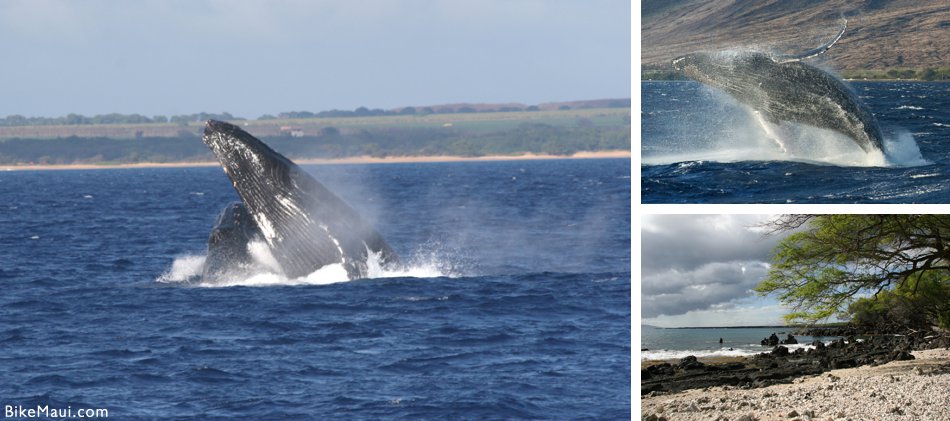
201,120,401,280
202,120,298,198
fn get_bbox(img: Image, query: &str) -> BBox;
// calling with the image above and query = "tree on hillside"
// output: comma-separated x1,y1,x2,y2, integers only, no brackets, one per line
756,214,950,328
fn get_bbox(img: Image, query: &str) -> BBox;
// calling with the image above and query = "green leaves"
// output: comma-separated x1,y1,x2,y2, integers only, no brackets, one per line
758,215,950,327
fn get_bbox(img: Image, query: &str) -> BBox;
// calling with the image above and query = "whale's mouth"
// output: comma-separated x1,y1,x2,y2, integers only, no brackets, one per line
203,120,273,159
202,119,295,187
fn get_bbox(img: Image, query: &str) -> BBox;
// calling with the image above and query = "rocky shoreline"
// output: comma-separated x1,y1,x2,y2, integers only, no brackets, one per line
642,332,948,396
641,348,950,421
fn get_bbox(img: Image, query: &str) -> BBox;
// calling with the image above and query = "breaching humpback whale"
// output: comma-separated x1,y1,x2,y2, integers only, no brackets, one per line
201,120,400,281
671,21,884,154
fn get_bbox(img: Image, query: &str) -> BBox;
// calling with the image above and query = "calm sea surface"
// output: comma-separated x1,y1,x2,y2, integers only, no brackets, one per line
642,81,950,203
0,159,631,419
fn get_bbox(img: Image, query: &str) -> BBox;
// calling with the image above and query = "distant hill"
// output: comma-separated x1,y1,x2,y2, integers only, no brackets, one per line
0,107,631,165
393,98,631,114
642,0,950,72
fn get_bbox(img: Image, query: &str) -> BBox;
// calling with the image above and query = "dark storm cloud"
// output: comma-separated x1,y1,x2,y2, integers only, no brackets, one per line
640,215,787,318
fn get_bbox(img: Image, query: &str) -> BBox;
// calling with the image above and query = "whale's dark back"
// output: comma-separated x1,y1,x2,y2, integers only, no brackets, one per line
201,202,263,282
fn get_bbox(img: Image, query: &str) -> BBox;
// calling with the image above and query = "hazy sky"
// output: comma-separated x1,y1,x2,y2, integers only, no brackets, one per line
0,0,631,118
641,215,794,328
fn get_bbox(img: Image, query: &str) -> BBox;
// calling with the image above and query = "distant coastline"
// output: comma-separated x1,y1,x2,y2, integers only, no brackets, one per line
0,150,632,171
641,69,950,82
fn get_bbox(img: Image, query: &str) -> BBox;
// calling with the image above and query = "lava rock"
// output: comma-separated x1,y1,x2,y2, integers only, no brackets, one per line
890,349,915,361
679,355,705,370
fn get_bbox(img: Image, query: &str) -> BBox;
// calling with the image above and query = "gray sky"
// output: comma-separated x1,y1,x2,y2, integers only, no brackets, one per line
0,0,631,118
641,214,794,327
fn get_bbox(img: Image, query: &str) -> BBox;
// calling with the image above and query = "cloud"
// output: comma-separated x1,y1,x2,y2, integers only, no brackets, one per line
640,215,788,318
642,302,788,328
642,260,770,318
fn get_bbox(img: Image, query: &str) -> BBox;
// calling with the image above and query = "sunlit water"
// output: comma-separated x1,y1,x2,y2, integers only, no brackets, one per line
642,81,950,203
0,159,631,418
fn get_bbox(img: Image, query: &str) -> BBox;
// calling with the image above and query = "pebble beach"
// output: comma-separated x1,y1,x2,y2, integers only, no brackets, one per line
641,348,950,420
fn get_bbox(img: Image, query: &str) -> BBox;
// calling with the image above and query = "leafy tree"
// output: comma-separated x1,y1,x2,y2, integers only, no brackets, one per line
318,126,340,136
848,271,950,331
757,215,950,327
919,68,937,81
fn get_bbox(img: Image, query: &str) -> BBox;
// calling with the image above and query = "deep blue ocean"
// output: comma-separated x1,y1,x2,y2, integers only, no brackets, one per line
0,159,631,419
642,81,950,203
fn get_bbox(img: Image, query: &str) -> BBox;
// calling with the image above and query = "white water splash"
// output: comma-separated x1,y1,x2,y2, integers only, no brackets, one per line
644,87,928,168
642,341,833,361
157,240,463,288
247,240,282,274
156,255,206,283
881,129,929,167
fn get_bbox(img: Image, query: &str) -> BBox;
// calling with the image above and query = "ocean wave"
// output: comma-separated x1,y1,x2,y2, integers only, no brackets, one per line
641,342,831,361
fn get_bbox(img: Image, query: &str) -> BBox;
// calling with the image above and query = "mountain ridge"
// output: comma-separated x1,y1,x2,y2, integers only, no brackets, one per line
642,0,949,72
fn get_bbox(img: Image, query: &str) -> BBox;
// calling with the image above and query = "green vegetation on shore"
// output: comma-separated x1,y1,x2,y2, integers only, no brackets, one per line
642,67,950,81
641,70,687,81
0,108,631,165
757,215,950,333
839,67,950,81
0,99,630,128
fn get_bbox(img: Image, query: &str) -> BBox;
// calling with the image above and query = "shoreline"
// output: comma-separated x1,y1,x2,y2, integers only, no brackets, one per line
0,150,631,171
642,355,750,368
641,348,950,420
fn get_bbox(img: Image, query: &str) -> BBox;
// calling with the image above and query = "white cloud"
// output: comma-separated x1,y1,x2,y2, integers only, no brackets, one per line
642,302,788,328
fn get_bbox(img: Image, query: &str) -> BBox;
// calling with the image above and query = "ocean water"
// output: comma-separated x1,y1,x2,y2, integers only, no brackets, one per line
642,81,950,203
640,326,840,361
0,158,631,419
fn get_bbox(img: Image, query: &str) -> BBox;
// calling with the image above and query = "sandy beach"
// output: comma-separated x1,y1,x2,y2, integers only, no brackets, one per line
641,348,950,420
0,150,631,171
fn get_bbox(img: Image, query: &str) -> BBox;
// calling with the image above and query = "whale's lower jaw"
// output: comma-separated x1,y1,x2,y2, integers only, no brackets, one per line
201,120,400,281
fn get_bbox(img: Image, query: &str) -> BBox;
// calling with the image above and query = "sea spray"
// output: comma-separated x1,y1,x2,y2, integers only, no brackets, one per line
643,85,928,168
882,129,929,166
157,240,464,288
156,255,205,283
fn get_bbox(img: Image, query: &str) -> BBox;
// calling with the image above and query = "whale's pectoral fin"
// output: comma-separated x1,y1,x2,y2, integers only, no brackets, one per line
752,110,791,154
774,19,847,63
